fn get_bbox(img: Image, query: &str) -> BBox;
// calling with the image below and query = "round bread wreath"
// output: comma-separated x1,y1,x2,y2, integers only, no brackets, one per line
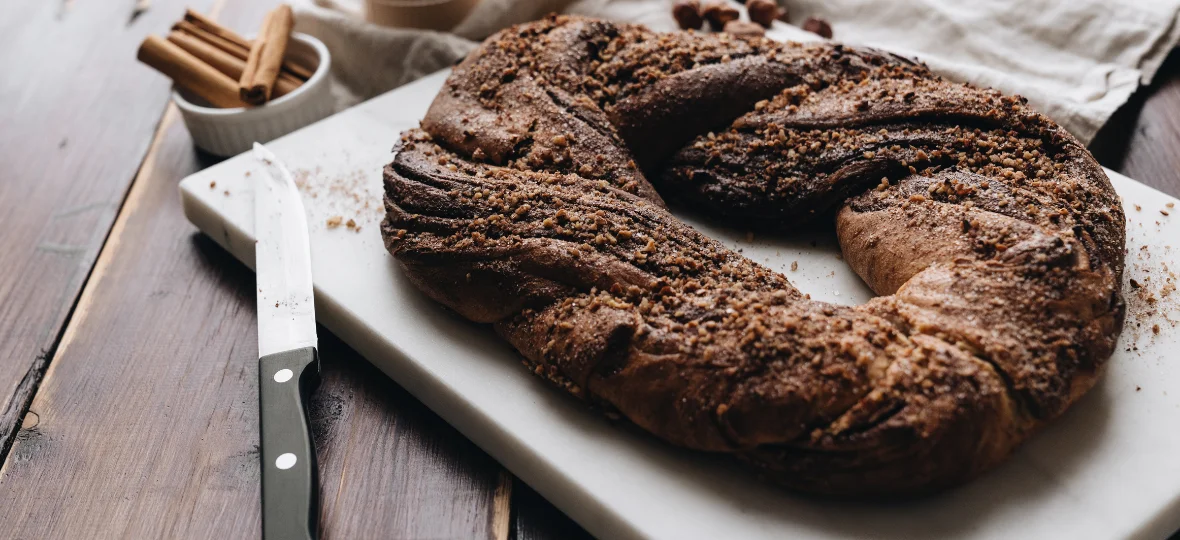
381,16,1124,496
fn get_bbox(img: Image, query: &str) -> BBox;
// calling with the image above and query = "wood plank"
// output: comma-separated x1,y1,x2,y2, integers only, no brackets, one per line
511,477,593,540
0,101,507,538
314,329,508,539
0,107,268,539
0,3,506,537
0,0,219,466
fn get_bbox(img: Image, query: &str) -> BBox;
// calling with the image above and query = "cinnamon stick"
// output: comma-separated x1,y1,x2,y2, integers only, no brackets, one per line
137,35,245,108
184,8,250,50
167,31,300,98
240,5,294,104
173,20,249,58
182,8,312,80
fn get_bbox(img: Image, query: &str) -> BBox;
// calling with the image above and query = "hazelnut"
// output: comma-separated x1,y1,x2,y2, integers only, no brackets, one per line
672,0,703,30
746,0,780,28
701,1,740,31
723,20,766,38
802,17,833,39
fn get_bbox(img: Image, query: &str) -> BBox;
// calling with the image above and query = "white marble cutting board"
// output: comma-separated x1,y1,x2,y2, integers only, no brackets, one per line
180,70,1180,540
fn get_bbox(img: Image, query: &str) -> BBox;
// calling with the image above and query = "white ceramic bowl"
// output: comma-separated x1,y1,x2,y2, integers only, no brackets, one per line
173,33,333,157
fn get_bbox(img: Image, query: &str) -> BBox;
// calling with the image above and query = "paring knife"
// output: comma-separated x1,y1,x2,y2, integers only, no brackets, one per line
253,142,321,540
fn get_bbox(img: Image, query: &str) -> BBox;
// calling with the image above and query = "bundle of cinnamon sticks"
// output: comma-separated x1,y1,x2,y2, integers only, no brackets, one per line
138,6,312,108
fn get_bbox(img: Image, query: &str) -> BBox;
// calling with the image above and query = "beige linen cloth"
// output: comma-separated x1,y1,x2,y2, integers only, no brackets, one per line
294,0,1180,143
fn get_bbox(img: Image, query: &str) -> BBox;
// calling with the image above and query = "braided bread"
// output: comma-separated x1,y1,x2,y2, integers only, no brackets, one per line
381,15,1125,496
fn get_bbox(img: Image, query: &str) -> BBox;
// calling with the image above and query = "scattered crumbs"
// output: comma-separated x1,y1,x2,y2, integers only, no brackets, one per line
745,231,754,242
294,166,380,231
292,168,310,190
1134,204,1141,211
326,216,343,228
346,218,357,230
790,261,798,271
223,190,230,196
275,302,279,308
209,180,216,189
1168,202,1175,208
245,171,251,177
1162,210,1171,216
1136,386,1142,392
1123,241,1180,348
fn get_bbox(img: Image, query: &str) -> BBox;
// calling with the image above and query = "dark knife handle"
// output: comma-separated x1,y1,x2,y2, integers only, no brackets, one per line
259,347,321,540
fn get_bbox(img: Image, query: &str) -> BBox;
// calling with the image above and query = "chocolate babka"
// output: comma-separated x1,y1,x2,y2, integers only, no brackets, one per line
381,15,1125,496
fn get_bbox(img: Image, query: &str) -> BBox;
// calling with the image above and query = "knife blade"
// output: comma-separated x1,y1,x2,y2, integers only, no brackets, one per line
253,142,321,540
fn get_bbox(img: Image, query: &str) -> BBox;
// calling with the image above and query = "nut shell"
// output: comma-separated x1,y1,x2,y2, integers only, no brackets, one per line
723,20,766,37
702,1,740,31
746,0,780,28
802,16,833,38
672,0,704,30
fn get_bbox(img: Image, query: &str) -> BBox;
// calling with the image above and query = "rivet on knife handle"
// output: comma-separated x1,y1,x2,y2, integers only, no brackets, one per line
259,346,321,540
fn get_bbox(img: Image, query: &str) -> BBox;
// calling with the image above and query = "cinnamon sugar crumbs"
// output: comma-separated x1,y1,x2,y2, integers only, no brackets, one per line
293,166,381,231
1123,234,1179,349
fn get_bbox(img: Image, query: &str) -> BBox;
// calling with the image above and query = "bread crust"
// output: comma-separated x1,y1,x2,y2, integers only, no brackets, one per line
381,15,1125,496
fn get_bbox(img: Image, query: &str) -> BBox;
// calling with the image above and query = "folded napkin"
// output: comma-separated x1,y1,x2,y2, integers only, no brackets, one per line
294,0,1180,143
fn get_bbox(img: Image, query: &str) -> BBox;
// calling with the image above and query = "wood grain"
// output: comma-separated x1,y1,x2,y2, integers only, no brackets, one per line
0,3,506,538
0,0,217,468
0,108,268,539
511,478,594,540
0,99,508,538
313,329,506,539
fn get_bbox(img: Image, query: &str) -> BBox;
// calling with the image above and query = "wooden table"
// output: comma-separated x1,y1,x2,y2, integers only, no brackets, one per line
0,1,1176,538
